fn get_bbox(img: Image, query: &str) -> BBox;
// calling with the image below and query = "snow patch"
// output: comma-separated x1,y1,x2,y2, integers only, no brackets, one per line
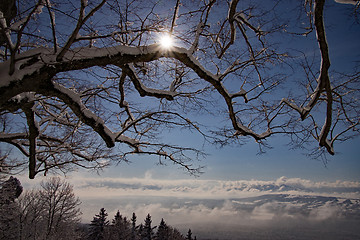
334,0,359,5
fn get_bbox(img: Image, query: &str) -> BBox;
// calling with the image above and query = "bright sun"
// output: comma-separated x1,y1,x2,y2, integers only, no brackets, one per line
159,34,174,49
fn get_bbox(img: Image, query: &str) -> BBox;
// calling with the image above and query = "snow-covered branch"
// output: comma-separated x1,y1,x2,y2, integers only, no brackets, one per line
0,0,358,177
281,0,334,155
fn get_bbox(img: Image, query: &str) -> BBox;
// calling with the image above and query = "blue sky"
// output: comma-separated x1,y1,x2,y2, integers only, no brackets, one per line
90,132,360,182
10,1,360,231
105,1,359,183
14,0,360,184
1,3,360,239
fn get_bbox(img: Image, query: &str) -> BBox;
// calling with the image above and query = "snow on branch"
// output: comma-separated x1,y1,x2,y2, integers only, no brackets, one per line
1,0,357,177
49,82,116,148
281,0,334,155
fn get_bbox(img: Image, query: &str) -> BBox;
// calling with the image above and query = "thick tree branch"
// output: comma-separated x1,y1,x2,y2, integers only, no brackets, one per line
46,82,116,148
281,0,333,154
21,102,39,179
1,0,358,177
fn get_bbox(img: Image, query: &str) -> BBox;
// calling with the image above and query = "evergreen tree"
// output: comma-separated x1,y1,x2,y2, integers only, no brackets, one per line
111,210,123,240
131,212,139,240
111,210,131,240
122,217,130,238
168,227,186,240
156,218,169,240
138,223,144,240
186,229,192,240
142,214,156,240
89,208,109,240
113,210,122,225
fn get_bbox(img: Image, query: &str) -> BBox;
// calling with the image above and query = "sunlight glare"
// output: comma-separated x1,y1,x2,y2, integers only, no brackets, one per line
159,34,174,49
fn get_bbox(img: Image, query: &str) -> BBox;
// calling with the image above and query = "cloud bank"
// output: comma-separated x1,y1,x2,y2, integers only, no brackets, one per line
80,193,360,239
70,175,360,200
18,175,360,239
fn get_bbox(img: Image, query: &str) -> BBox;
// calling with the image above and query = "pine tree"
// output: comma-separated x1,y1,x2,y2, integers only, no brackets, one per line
138,223,144,240
186,229,192,240
89,208,109,240
113,210,122,225
156,218,169,240
142,214,156,240
168,227,186,240
111,210,123,240
111,210,131,240
131,212,139,240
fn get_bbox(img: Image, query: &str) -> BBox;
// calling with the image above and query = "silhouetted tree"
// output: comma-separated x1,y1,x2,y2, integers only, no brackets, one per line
1,0,359,179
168,226,186,240
186,229,192,240
142,214,156,240
89,208,109,240
131,212,139,240
156,218,169,240
18,190,43,240
138,224,144,240
111,210,131,240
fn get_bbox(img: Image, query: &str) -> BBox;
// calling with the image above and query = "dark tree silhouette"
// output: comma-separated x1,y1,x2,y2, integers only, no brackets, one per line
111,210,131,240
1,0,359,178
186,229,192,240
156,218,169,240
142,213,156,240
89,208,109,240
131,212,139,240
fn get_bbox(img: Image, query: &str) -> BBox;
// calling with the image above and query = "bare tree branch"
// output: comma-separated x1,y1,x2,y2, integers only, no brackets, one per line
0,0,358,177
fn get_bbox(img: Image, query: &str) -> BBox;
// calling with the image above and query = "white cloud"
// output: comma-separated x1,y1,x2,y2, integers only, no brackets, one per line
81,194,354,230
100,199,252,228
309,201,342,221
144,170,153,180
64,175,360,200
15,174,360,239
17,174,360,202
69,175,360,226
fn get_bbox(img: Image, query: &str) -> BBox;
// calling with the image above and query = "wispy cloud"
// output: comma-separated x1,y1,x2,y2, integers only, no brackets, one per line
68,175,360,200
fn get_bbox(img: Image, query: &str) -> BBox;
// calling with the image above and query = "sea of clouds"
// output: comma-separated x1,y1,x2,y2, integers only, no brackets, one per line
19,174,360,239
69,174,360,199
